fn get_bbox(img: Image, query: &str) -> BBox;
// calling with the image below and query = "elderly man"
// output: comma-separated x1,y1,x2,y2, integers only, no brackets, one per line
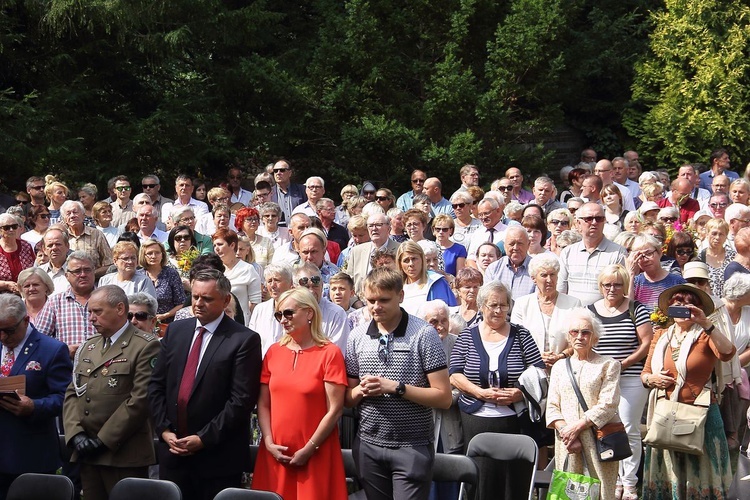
725,203,750,246
160,175,209,225
271,213,311,265
711,174,731,196
706,193,730,219
169,207,213,254
61,200,113,279
110,176,136,227
700,148,740,192
612,157,640,198
227,167,252,206
466,197,507,267
296,228,340,298
316,198,350,252
657,178,700,224
39,226,72,295
505,167,534,204
593,160,635,210
292,176,326,217
35,251,99,358
557,202,627,305
484,226,535,298
532,176,565,215
293,262,349,352
493,177,515,205
248,264,293,356
423,178,455,217
397,170,427,211
346,213,400,292
141,175,172,219
137,205,168,244
725,227,750,280
127,292,158,335
63,286,160,500
0,294,72,499
677,164,711,209
458,165,480,191
270,160,307,226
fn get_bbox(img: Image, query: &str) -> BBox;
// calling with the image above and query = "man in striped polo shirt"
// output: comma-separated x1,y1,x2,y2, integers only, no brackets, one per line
345,268,452,500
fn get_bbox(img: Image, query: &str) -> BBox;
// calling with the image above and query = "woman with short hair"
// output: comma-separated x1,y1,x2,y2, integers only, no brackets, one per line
545,208,573,254
20,205,51,247
0,213,34,294
257,202,292,249
432,214,466,276
98,241,157,297
235,206,274,267
17,267,54,323
140,239,185,324
730,178,750,205
522,215,549,256
212,228,262,324
629,234,686,313
397,240,456,316
450,267,483,329
698,218,735,297
450,191,481,248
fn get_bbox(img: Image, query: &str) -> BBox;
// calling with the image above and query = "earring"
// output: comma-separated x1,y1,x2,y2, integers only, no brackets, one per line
308,320,312,324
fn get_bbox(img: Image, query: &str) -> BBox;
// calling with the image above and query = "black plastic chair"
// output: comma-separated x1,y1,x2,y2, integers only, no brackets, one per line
432,453,480,499
214,488,282,499
7,473,75,500
465,432,539,500
109,477,182,500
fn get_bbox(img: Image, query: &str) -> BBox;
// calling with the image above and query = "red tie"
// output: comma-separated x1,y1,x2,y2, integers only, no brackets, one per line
1,349,14,377
177,327,206,436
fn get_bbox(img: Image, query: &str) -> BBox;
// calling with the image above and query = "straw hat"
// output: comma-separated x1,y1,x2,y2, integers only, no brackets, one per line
657,283,714,318
682,261,710,281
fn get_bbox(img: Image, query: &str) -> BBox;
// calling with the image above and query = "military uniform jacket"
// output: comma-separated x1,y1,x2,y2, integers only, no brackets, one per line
63,323,160,467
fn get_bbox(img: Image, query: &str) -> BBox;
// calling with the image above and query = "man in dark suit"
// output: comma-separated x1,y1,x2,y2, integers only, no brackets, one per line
0,294,72,500
148,269,262,500
270,159,307,226
63,285,160,500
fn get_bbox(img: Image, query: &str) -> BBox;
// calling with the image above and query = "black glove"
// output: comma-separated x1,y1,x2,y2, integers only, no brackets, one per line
72,433,104,456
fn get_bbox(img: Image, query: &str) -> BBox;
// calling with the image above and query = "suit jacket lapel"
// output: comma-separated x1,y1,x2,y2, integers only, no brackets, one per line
10,328,40,377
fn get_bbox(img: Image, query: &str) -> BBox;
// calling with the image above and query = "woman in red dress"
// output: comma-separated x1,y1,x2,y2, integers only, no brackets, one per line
252,287,348,500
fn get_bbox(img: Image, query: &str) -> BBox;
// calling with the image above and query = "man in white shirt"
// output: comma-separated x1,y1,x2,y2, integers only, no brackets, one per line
466,197,507,267
612,157,641,198
248,264,292,356
39,227,72,295
293,262,349,353
271,213,311,265
227,167,253,206
160,175,209,224
137,205,167,244
292,177,326,218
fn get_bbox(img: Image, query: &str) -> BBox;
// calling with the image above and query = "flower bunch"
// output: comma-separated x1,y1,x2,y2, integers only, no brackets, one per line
176,247,200,278
661,221,680,254
650,307,670,327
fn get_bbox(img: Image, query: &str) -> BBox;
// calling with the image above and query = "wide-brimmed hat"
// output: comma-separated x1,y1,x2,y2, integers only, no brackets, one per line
682,261,710,281
657,283,714,317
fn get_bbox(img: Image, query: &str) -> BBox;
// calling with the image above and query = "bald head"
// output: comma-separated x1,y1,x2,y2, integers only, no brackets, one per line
423,177,443,203
735,227,750,255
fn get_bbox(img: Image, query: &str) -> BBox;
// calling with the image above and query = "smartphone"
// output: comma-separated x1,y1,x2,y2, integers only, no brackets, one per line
667,306,691,319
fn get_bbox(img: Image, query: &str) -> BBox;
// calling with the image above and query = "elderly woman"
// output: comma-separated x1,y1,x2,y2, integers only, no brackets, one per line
629,234,686,313
0,214,34,293
212,228,262,325
450,268,483,329
656,207,680,227
545,208,573,254
166,225,197,276
196,188,231,233
127,292,159,336
522,215,549,256
249,264,293,356
623,211,644,234
475,242,500,277
450,191,482,248
450,281,544,499
98,241,157,297
432,214,466,276
403,208,443,267
397,240,456,316
511,253,581,365
78,183,98,227
641,284,736,498
602,184,628,240
665,231,696,272
139,239,186,324
387,208,408,243
20,205,51,247
698,218,735,297
730,178,750,205
257,202,292,249
44,176,68,224
547,308,622,500
235,206,274,267
92,201,121,248
335,184,358,226
588,265,653,499
17,267,55,324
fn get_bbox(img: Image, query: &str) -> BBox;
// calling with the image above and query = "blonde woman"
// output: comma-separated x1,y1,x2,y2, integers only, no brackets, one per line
18,267,55,324
253,287,348,500
698,218,735,297
44,176,69,224
98,241,157,297
335,184,358,226
397,240,456,316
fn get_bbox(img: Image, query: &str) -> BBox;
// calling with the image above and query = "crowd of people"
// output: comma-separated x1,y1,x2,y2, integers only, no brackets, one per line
2,148,750,500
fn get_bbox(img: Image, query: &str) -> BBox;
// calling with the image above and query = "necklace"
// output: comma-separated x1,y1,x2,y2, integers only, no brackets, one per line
603,297,626,315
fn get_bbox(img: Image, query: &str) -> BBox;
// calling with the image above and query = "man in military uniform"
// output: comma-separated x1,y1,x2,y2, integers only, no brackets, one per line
63,285,160,500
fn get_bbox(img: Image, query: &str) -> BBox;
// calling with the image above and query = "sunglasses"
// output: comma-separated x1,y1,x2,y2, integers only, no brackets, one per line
378,333,391,363
709,203,728,209
498,186,514,191
411,179,426,184
452,203,468,209
16,200,29,206
174,234,192,242
659,217,678,223
298,276,322,287
550,219,569,226
687,278,709,286
675,248,694,256
577,216,605,224
363,191,376,196
375,196,389,201
127,311,153,321
0,224,19,231
433,227,451,232
273,168,289,173
141,184,158,189
29,185,45,191
66,267,93,276
273,308,298,322
37,214,51,220
115,186,132,192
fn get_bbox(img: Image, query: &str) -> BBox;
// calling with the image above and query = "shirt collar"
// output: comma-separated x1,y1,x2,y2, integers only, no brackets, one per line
106,321,130,346
366,307,409,338
197,313,225,334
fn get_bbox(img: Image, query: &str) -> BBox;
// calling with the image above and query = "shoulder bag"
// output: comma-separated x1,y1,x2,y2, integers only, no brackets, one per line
566,358,632,462
642,382,710,456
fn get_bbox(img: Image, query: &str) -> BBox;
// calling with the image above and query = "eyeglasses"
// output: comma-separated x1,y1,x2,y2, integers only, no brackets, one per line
174,234,192,242
484,303,510,312
178,216,195,224
298,276,322,287
411,179,426,184
569,329,593,336
452,203,467,209
640,249,658,259
577,216,605,224
378,333,391,363
141,184,157,189
306,185,323,190
66,267,93,276
37,214,51,220
601,282,624,289
433,227,451,232
550,219,569,226
404,222,423,228
375,196,389,201
118,256,137,263
659,217,678,223
0,224,19,231
115,186,132,192
246,217,259,224
273,168,289,173
734,218,750,225
273,308,298,322
0,317,24,336
127,311,153,321
498,186,514,192
16,200,28,206
675,248,694,256
367,222,386,229
262,214,278,219
709,203,728,209
687,278,709,286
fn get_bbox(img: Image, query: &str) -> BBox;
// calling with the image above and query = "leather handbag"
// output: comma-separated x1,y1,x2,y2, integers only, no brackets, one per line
642,385,710,456
566,358,632,462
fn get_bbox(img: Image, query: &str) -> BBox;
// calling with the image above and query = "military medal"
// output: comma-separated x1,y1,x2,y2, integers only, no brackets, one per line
101,367,109,376
108,377,118,388
87,344,96,351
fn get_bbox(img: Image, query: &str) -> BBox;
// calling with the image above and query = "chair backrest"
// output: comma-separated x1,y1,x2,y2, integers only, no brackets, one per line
7,473,74,500
109,478,182,500
342,448,358,479
213,488,283,499
432,453,480,485
466,432,539,500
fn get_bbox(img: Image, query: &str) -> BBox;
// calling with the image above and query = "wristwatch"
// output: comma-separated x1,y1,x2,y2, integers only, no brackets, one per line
705,324,715,335
394,382,406,397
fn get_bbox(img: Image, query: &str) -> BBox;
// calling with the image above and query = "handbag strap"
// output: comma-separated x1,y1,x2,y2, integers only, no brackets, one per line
566,357,589,412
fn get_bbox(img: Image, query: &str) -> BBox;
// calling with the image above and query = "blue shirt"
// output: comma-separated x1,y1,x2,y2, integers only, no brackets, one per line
699,169,740,192
484,255,535,298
